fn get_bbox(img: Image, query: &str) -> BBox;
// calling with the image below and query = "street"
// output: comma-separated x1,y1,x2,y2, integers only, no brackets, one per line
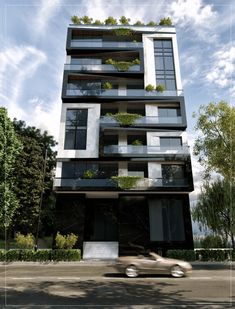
0,262,234,308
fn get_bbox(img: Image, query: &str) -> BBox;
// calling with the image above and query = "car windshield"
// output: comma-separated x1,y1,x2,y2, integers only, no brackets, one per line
149,252,162,260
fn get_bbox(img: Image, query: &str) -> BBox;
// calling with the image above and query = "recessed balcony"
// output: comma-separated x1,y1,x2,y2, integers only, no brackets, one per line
103,145,189,156
66,86,183,97
100,115,183,127
54,177,190,191
64,63,140,72
70,40,143,49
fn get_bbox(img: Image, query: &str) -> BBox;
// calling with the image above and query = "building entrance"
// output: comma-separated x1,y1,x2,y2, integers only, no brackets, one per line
84,199,118,241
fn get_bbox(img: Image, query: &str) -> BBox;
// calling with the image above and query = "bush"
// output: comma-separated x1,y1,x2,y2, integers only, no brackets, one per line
93,20,103,25
15,233,35,249
167,250,196,261
81,15,93,24
0,250,5,261
195,249,231,261
52,249,81,261
102,82,113,90
159,17,172,26
108,113,142,126
156,84,165,92
105,17,118,25
71,15,81,24
147,21,157,26
34,250,52,262
119,16,131,25
145,84,155,92
111,176,141,190
5,249,21,262
134,21,145,26
200,235,224,248
55,232,78,249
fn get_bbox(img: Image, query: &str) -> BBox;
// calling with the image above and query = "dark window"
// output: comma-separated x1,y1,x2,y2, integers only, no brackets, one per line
154,40,176,90
64,109,88,150
62,162,118,179
162,164,185,180
158,107,181,118
160,137,182,148
128,162,148,177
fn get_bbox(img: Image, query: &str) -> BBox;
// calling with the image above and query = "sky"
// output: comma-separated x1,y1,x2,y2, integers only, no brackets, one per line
0,0,234,227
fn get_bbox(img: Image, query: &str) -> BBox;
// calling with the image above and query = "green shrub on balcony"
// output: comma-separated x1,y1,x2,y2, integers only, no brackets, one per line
155,84,165,92
82,170,97,179
102,82,113,89
132,139,143,146
112,28,134,36
145,84,155,92
111,176,141,189
105,58,140,72
108,113,142,126
159,17,172,26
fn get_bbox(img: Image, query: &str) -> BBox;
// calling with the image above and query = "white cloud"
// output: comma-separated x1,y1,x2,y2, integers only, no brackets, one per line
35,0,62,33
205,45,235,97
168,0,217,41
0,45,47,119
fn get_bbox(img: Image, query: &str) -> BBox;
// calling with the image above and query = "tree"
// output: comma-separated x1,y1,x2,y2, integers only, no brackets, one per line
0,108,22,234
12,120,57,235
193,101,235,180
200,235,225,248
192,179,235,249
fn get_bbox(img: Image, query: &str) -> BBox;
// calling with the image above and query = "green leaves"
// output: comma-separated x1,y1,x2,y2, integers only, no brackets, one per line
193,101,235,180
111,176,141,190
107,113,142,126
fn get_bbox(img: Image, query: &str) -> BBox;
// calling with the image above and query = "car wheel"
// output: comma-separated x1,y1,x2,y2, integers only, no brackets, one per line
125,265,138,278
170,265,185,278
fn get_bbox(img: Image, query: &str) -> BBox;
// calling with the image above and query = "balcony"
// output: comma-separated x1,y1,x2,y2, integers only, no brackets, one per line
64,63,140,72
100,115,183,127
54,177,190,191
70,40,143,49
103,145,189,156
66,86,183,98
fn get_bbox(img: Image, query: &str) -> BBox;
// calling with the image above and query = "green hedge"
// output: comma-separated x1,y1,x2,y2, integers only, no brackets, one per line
167,250,196,261
0,249,81,262
167,249,234,261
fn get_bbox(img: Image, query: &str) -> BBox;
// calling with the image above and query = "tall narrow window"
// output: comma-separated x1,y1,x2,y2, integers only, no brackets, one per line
154,40,176,90
64,109,88,149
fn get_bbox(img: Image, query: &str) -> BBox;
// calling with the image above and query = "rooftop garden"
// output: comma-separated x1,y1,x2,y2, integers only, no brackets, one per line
71,16,173,27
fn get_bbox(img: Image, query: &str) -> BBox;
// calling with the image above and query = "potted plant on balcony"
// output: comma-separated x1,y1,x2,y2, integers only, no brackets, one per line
145,84,155,92
156,84,165,92
82,169,96,179
105,58,140,72
102,82,113,90
131,139,144,154
111,176,141,190
108,112,142,126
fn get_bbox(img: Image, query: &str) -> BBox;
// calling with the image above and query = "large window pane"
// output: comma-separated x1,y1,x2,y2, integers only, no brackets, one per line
75,129,87,149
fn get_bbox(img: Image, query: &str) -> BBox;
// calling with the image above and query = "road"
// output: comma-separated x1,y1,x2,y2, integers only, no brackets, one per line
0,262,234,308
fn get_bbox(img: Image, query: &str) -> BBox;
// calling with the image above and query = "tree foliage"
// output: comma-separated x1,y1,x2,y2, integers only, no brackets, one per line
0,108,22,231
193,101,235,180
12,120,57,235
192,179,235,249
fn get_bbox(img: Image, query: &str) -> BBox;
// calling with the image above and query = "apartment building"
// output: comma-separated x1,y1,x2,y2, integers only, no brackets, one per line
54,23,194,258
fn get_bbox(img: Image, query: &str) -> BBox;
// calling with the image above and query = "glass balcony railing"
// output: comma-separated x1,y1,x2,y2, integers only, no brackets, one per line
66,87,183,97
64,64,140,72
70,40,143,48
103,145,189,155
54,177,190,189
100,116,183,126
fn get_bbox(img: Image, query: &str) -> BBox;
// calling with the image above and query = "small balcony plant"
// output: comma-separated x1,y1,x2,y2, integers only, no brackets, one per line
145,84,155,92
108,112,142,126
102,82,113,89
111,176,141,189
105,58,140,72
155,84,165,92
82,169,96,179
131,139,143,146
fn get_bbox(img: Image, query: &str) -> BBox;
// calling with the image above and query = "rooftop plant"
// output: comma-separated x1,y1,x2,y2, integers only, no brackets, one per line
70,15,173,27
111,176,141,190
105,16,118,25
119,16,131,25
107,112,142,126
155,84,165,92
105,58,140,71
159,17,172,26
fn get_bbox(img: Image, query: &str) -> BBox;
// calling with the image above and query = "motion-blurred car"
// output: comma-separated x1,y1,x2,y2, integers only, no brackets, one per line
116,252,192,278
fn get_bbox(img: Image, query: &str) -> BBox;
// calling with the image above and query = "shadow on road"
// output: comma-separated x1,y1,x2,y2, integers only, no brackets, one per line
1,279,233,308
